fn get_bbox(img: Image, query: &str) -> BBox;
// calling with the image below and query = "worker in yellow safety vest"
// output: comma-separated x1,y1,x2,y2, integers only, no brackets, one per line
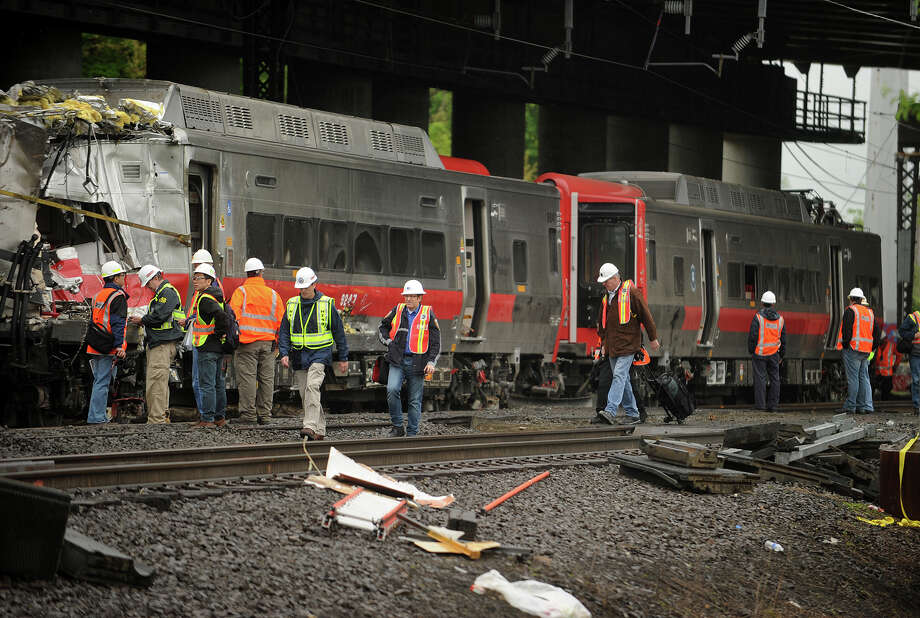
278,267,348,441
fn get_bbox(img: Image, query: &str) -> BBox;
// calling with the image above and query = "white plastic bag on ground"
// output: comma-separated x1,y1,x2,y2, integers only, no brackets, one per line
471,569,591,618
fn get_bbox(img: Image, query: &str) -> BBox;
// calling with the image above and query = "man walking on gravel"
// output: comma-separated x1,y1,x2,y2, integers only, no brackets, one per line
378,279,441,437
837,287,880,414
748,291,785,412
278,267,348,441
229,258,283,424
596,263,660,425
131,265,185,424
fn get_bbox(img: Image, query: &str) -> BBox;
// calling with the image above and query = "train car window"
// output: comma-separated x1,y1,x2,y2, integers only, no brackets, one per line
389,228,417,275
647,240,657,281
778,268,791,301
810,271,821,304
868,277,880,307
743,265,757,301
548,228,559,274
760,266,775,296
581,224,628,285
254,175,277,188
318,221,349,271
727,263,742,298
794,269,806,303
246,213,276,267
421,231,446,278
673,256,684,296
282,217,312,267
513,240,528,284
354,225,384,274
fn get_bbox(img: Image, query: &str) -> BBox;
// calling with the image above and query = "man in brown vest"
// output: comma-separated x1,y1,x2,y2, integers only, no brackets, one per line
596,262,659,425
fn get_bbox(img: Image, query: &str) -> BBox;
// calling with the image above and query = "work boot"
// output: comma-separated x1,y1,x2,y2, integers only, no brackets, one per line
618,416,641,426
214,418,227,428
589,413,607,424
597,410,616,425
256,416,268,425
300,428,317,441
192,421,216,429
237,415,257,424
388,426,406,437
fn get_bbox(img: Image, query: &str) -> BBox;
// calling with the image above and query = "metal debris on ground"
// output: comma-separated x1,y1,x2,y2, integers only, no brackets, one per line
321,488,408,540
609,452,758,494
59,528,156,587
642,439,720,468
0,477,71,578
480,470,550,513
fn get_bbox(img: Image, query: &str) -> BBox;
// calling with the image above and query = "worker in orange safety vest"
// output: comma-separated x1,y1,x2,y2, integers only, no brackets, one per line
836,287,881,414
747,291,786,412
378,280,441,437
85,260,129,424
872,332,901,401
229,257,284,424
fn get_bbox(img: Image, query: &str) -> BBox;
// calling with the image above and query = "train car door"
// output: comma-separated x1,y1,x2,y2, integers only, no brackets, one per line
576,201,634,332
188,162,217,277
697,224,719,347
460,188,491,340
825,244,843,349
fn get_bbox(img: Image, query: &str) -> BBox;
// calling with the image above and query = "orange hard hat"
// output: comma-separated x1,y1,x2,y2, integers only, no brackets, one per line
633,346,650,366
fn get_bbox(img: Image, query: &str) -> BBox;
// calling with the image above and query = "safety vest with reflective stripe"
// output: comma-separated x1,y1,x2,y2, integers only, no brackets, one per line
232,278,283,344
876,340,899,376
837,304,874,353
192,293,222,347
600,280,633,329
148,282,187,331
910,312,920,345
389,304,432,354
286,295,335,350
187,277,225,317
89,287,127,354
754,313,784,356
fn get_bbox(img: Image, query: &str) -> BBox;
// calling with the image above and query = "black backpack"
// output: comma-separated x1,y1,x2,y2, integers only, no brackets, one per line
653,371,695,423
221,304,240,353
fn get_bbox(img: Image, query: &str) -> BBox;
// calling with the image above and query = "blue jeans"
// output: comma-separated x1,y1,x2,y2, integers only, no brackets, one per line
842,348,873,412
88,355,118,424
910,356,920,408
191,346,202,412
387,357,425,435
198,351,227,422
605,354,639,418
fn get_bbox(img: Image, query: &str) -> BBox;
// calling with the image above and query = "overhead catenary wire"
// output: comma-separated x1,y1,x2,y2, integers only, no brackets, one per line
783,143,864,204
819,0,920,31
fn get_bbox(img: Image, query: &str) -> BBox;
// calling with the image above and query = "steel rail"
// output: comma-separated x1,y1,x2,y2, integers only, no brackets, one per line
0,427,724,490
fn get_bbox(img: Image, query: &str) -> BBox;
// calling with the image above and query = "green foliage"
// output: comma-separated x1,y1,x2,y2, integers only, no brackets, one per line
523,103,539,181
896,90,920,124
82,34,146,79
428,88,452,156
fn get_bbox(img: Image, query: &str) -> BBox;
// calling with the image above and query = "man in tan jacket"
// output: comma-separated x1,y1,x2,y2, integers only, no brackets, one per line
596,262,660,424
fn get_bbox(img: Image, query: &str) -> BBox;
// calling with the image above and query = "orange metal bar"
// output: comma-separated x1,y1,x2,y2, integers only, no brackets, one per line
481,470,550,513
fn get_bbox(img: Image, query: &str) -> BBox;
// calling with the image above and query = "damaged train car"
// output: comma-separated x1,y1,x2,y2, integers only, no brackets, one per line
0,78,564,425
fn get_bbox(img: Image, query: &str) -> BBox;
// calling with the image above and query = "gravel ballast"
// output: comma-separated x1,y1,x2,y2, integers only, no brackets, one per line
1,405,918,616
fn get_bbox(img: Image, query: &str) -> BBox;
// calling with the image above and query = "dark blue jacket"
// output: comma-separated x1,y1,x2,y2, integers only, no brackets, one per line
278,291,348,370
377,304,441,376
898,313,920,356
104,281,128,351
747,307,786,358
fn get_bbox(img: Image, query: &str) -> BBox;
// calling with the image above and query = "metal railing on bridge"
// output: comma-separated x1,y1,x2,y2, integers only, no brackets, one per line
794,90,865,144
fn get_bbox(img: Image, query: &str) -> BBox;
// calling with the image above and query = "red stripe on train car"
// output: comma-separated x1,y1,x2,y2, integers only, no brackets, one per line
680,306,830,335
486,294,515,322
681,306,702,331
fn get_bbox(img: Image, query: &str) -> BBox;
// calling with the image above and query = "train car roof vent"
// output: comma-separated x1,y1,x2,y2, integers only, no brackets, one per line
686,182,702,201
392,127,429,165
704,184,720,204
225,105,253,130
369,129,394,152
120,161,142,182
729,190,744,210
278,114,310,139
318,120,350,146
180,93,223,131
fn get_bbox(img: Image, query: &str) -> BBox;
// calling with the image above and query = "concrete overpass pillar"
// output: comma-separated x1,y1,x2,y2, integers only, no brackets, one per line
453,92,524,178
722,133,781,189
606,115,669,171
0,16,81,87
538,104,606,176
147,40,240,93
668,123,723,179
288,63,372,117
372,80,429,130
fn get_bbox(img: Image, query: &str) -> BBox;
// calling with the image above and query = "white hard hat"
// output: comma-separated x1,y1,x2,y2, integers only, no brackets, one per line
138,264,161,287
402,279,426,295
761,291,776,304
244,257,265,272
848,287,865,299
294,267,317,288
101,260,125,278
194,263,217,279
191,249,213,264
597,262,619,283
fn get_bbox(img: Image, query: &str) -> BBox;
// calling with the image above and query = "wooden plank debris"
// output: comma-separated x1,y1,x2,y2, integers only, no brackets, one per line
610,454,758,494
774,426,876,465
641,439,720,469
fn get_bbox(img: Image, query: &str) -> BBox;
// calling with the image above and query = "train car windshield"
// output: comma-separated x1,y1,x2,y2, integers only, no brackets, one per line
580,223,630,285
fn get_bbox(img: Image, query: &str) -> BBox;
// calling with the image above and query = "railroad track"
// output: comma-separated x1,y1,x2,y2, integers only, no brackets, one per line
0,426,724,490
704,400,915,412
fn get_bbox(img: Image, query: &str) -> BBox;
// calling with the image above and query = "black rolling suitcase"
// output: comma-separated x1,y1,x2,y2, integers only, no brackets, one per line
645,368,694,424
